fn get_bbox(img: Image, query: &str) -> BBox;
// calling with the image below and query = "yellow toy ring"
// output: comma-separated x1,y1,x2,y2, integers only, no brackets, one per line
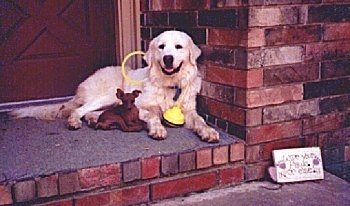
121,51,145,85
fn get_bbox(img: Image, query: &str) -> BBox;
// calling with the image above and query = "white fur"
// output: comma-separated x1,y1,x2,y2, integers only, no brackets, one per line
10,31,219,142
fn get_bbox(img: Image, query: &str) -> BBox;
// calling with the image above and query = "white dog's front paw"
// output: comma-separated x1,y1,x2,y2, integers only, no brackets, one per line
201,127,220,143
149,123,167,140
67,116,82,130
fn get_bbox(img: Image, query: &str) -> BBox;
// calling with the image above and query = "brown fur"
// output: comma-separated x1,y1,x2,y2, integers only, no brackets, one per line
93,89,146,132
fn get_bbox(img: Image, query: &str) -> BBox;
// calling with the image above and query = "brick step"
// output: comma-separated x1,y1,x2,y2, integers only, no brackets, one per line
0,116,245,205
33,164,244,206
1,145,245,205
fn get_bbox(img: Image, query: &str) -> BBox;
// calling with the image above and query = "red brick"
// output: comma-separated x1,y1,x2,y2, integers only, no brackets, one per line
206,65,263,88
323,0,349,2
213,146,229,165
196,148,213,169
36,199,72,206
245,145,261,163
304,135,319,147
36,174,58,198
123,160,141,182
321,59,350,79
249,7,299,27
142,157,160,179
324,23,350,41
263,63,319,86
318,127,350,148
208,29,245,47
175,0,208,10
100,164,121,186
246,108,262,126
75,192,110,206
78,167,100,189
201,81,234,104
206,98,245,125
169,12,197,27
230,142,245,162
201,45,245,68
308,5,350,23
140,0,148,12
345,146,350,161
145,12,168,26
245,162,270,181
264,0,304,5
263,100,320,124
246,0,265,6
0,184,12,205
304,78,350,99
59,172,80,195
110,185,149,206
149,0,174,11
14,180,36,202
152,172,217,200
199,10,238,28
236,85,303,108
262,138,304,160
248,46,304,68
322,147,344,165
305,41,350,61
247,120,302,145
179,151,196,172
161,154,179,175
265,25,321,46
303,113,344,135
219,166,244,185
247,28,265,47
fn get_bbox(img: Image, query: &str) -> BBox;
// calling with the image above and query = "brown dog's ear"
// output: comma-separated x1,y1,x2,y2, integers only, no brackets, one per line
132,90,142,98
116,88,124,99
189,39,201,65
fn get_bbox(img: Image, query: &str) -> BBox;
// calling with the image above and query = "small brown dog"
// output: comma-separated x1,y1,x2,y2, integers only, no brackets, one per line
94,89,146,132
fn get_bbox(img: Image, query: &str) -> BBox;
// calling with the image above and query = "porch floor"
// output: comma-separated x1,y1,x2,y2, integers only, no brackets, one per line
0,113,237,182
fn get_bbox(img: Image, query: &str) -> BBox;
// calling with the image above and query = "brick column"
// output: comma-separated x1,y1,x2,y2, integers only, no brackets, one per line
140,0,350,181
243,1,350,181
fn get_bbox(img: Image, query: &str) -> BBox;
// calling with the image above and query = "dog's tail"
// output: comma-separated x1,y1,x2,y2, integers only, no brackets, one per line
9,99,78,120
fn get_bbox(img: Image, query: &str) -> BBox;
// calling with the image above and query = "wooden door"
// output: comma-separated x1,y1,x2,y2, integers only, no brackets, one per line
0,0,116,103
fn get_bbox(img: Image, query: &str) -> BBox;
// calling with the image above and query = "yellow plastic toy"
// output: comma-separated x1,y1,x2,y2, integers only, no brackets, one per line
162,83,189,127
121,51,188,127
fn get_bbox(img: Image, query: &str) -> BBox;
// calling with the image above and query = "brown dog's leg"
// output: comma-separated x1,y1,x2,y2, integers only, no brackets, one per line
95,121,119,130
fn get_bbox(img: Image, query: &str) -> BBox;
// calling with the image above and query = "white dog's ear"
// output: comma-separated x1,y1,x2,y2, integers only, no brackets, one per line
143,49,152,67
189,41,201,65
144,37,157,67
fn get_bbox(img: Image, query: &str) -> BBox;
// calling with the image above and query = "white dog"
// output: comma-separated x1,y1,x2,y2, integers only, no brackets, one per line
11,31,219,143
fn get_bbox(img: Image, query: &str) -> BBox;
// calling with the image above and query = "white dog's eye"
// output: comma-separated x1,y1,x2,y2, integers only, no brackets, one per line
175,44,183,49
158,44,165,49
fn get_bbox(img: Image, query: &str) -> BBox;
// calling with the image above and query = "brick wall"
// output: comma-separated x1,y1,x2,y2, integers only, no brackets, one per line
140,0,350,181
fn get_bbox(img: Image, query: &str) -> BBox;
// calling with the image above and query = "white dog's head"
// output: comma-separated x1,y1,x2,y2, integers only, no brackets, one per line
144,31,201,76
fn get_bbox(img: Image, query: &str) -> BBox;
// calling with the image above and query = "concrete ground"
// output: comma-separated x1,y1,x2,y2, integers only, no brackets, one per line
150,172,350,206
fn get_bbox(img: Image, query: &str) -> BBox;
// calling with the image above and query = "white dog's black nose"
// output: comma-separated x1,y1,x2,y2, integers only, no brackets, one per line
163,55,174,68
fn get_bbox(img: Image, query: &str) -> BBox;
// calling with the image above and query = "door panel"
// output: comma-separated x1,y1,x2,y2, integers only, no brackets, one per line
0,0,116,103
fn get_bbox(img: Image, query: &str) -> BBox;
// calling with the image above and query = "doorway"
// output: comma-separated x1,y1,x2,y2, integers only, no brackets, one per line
0,0,140,108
